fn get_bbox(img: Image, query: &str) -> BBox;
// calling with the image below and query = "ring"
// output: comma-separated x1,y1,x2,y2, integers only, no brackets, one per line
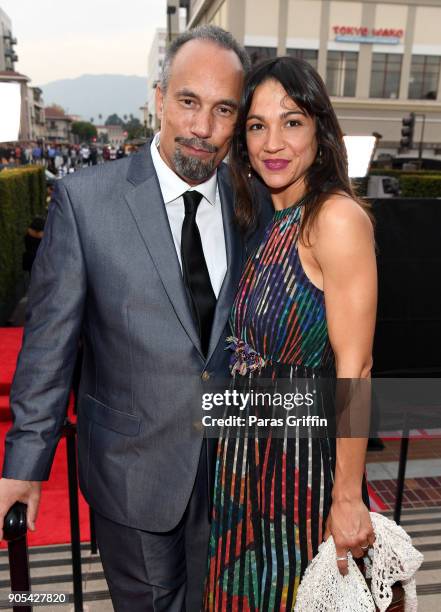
336,555,349,561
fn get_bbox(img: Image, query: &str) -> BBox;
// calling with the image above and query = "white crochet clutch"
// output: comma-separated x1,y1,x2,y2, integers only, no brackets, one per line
294,512,424,612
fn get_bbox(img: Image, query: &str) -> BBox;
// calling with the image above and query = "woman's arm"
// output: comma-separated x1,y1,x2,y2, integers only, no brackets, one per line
312,194,377,574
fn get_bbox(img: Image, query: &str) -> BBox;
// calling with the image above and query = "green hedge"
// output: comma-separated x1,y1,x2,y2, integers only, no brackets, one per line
367,169,441,198
399,174,441,197
0,166,46,323
370,169,441,177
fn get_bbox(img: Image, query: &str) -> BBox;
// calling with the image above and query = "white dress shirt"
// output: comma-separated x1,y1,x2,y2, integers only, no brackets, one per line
150,134,227,298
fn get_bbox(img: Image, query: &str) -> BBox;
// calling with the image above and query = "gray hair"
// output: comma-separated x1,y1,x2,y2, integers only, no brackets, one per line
160,25,250,92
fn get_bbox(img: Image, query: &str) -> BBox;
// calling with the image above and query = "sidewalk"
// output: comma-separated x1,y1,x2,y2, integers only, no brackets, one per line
367,438,441,510
366,438,441,611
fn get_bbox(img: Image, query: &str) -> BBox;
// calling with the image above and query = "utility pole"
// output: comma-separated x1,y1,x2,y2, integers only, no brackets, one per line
417,114,426,162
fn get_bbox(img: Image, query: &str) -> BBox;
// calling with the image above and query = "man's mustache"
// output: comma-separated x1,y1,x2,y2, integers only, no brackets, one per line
175,137,219,154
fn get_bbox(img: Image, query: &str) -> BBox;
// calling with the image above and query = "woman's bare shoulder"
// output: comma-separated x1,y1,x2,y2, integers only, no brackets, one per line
315,192,373,239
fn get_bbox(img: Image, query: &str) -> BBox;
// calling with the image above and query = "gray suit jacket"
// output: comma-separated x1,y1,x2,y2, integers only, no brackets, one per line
3,145,271,532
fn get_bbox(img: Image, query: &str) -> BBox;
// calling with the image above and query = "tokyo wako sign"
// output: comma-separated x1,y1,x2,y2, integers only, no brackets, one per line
333,25,404,44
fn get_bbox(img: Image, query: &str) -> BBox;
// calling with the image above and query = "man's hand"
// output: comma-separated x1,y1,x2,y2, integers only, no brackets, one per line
0,478,42,540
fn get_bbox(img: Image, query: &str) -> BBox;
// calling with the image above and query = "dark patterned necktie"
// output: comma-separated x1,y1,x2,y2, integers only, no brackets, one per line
181,191,217,357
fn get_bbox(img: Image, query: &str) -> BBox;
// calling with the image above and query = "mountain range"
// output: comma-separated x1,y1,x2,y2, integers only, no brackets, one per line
40,74,148,122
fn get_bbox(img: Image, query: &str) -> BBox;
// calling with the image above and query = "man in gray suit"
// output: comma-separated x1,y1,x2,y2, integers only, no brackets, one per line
0,26,265,611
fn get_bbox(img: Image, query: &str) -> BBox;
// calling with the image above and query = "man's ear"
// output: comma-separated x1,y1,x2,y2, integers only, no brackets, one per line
156,85,164,122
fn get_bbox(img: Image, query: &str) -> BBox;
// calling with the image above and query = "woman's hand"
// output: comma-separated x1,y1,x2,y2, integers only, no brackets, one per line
324,497,375,576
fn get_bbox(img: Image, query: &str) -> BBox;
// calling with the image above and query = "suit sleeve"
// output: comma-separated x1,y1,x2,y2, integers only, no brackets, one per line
2,180,87,481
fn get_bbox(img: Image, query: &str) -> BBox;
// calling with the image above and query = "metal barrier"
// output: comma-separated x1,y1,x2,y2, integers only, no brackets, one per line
394,436,409,525
3,502,30,612
64,420,83,611
3,419,89,611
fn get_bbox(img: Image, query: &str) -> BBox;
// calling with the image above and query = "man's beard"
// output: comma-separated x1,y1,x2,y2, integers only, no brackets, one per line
173,137,219,182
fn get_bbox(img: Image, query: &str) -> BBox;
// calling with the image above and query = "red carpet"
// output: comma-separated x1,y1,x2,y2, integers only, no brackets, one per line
0,420,91,548
366,483,387,512
0,327,23,397
0,327,90,547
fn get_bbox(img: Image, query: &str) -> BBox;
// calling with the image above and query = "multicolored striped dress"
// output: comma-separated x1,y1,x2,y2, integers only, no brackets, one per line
204,202,336,611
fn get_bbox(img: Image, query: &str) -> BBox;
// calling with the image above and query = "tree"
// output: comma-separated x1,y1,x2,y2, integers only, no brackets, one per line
125,117,144,140
71,121,98,143
105,114,124,126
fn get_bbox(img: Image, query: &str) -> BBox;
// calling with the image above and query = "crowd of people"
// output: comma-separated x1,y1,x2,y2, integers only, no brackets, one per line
0,142,138,175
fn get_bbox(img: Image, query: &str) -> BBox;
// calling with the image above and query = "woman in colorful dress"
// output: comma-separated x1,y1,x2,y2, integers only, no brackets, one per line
204,57,377,611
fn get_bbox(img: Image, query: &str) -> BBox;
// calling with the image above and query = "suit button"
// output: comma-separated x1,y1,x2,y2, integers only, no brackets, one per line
193,421,203,432
201,371,210,381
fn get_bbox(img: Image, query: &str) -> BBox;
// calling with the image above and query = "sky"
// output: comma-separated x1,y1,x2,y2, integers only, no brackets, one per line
1,0,166,86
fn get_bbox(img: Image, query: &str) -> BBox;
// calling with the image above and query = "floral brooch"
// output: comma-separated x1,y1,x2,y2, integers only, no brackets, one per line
226,336,267,376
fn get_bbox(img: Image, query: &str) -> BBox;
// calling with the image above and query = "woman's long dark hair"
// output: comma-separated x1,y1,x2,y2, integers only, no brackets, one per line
231,56,371,241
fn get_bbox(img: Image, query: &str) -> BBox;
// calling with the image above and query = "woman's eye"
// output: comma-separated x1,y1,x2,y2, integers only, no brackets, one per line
248,123,264,131
287,120,301,127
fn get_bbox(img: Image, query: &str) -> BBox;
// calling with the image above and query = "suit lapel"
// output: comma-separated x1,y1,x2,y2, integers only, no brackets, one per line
206,164,244,363
124,145,204,358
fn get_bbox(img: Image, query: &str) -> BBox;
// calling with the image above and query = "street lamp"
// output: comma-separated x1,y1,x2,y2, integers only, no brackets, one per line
343,136,377,178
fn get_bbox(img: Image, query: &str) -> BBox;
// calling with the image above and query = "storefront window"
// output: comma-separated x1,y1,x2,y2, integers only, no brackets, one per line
370,53,402,99
326,51,358,97
287,49,318,70
245,46,277,66
408,55,440,99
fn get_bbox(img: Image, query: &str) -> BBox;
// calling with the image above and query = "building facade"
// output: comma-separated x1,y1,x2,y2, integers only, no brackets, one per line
1,7,46,143
0,6,17,72
95,124,126,147
147,28,168,132
44,106,73,143
147,8,187,131
186,0,441,158
29,87,45,141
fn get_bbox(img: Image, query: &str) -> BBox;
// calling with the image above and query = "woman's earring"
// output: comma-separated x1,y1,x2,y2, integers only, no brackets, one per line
317,147,323,164
247,164,253,179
